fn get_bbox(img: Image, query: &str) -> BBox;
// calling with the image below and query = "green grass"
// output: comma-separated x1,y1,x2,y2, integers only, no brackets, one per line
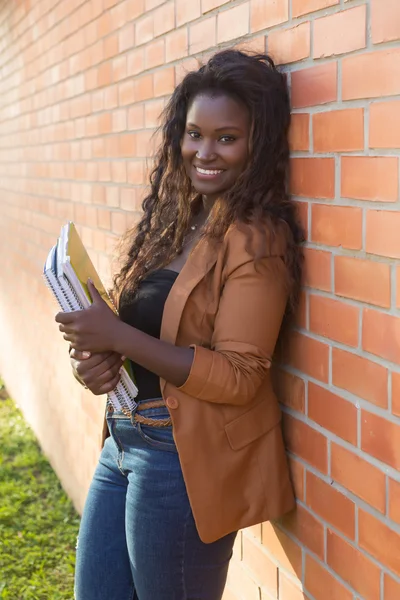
0,379,80,600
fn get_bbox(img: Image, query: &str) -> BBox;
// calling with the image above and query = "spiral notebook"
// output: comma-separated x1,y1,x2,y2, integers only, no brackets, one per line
43,221,138,413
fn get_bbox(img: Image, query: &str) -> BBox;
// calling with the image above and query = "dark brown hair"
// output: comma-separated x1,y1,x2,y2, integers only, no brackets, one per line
113,49,304,312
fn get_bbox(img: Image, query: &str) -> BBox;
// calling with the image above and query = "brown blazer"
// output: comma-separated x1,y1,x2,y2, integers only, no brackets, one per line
102,223,295,543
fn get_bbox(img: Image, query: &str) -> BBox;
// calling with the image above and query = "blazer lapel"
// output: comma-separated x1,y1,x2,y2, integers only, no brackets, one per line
160,238,218,394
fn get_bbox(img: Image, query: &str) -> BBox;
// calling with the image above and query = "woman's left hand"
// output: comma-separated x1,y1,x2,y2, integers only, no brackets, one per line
55,280,122,353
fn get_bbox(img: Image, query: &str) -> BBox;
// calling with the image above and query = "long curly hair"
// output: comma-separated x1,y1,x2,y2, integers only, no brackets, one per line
113,49,304,313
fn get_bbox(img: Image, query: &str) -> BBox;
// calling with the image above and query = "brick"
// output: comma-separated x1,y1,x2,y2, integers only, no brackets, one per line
335,256,391,309
363,309,400,365
362,409,400,470
280,504,325,559
306,471,356,539
111,161,127,183
279,573,306,600
218,3,250,44
153,2,175,37
289,113,309,152
389,479,400,525
225,562,260,600
165,28,188,63
97,209,111,231
312,205,362,251
393,372,400,417
145,0,163,8
242,536,278,595
268,22,310,65
331,443,386,512
189,17,216,54
135,14,154,46
111,211,127,235
127,161,145,185
310,294,359,347
385,574,400,600
314,6,366,58
234,35,266,54
288,457,305,502
305,555,353,600
303,247,332,292
371,0,400,44
343,48,400,100
327,530,381,600
128,105,145,130
292,0,338,17
153,66,175,97
144,39,165,69
202,0,230,13
118,134,136,157
290,158,335,199
359,510,400,576
370,100,400,149
313,108,364,152
332,348,388,408
308,382,358,444
176,0,201,26
118,23,135,58
262,522,302,576
134,74,154,101
291,62,337,108
285,330,330,382
113,55,128,83
120,188,138,211
283,414,328,473
397,268,400,308
127,48,145,76
145,99,165,128
250,0,288,32
342,157,398,202
271,367,305,412
119,80,135,106
366,210,400,259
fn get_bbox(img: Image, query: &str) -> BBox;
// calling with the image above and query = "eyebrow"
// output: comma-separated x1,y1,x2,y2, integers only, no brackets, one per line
187,122,242,132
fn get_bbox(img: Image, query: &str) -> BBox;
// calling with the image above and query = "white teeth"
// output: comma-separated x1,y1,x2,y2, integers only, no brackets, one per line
195,167,223,175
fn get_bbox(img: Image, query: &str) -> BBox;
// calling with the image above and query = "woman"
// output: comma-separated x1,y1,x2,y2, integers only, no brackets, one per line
56,49,303,600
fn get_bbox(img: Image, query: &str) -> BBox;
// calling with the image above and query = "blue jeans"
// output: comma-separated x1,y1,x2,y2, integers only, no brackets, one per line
74,399,236,600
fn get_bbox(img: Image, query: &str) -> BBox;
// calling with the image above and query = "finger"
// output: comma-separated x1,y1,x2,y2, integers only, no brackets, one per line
59,324,74,334
70,348,91,360
97,372,122,395
55,311,79,324
87,279,103,304
82,355,123,384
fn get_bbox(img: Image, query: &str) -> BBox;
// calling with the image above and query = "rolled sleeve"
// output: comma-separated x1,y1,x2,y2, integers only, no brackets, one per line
178,250,289,406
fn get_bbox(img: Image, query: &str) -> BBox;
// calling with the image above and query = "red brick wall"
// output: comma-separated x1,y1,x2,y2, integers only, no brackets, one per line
0,0,400,598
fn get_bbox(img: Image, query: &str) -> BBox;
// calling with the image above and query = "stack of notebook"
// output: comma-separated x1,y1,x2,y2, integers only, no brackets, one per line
43,221,138,413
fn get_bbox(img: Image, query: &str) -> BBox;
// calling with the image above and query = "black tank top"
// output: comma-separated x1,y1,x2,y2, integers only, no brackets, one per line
118,269,179,401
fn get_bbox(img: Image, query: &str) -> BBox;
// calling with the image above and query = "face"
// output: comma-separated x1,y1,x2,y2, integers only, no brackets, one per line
181,93,250,204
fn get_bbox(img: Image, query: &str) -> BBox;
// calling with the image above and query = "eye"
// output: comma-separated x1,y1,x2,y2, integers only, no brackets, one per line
219,135,236,143
187,130,201,139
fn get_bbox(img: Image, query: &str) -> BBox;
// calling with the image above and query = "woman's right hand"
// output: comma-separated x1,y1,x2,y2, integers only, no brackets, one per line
69,347,126,395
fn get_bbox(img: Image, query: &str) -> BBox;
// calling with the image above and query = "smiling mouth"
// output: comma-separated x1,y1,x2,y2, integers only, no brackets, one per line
194,166,225,176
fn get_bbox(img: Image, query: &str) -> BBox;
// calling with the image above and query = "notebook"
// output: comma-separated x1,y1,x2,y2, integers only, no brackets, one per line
43,221,138,414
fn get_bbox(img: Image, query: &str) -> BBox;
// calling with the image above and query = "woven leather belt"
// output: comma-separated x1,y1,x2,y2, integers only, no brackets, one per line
108,399,172,428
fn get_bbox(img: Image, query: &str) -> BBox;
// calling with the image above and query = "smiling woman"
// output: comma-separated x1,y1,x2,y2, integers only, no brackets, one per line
57,49,304,600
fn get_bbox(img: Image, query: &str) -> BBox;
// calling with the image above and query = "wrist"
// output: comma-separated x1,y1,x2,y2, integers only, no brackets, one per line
112,319,129,355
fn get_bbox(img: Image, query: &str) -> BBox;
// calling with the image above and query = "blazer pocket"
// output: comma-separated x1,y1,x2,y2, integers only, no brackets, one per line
224,400,281,451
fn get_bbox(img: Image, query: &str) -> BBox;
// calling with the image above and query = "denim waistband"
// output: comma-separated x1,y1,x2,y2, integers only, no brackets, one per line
106,397,167,420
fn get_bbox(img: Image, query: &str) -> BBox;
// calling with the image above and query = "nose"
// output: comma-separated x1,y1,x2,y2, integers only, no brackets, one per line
196,140,217,162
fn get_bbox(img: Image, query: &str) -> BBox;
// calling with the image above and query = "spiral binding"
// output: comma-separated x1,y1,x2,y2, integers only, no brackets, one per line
43,273,68,312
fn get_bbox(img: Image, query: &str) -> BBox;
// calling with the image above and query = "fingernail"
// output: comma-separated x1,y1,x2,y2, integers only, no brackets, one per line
82,351,91,359
121,356,126,361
